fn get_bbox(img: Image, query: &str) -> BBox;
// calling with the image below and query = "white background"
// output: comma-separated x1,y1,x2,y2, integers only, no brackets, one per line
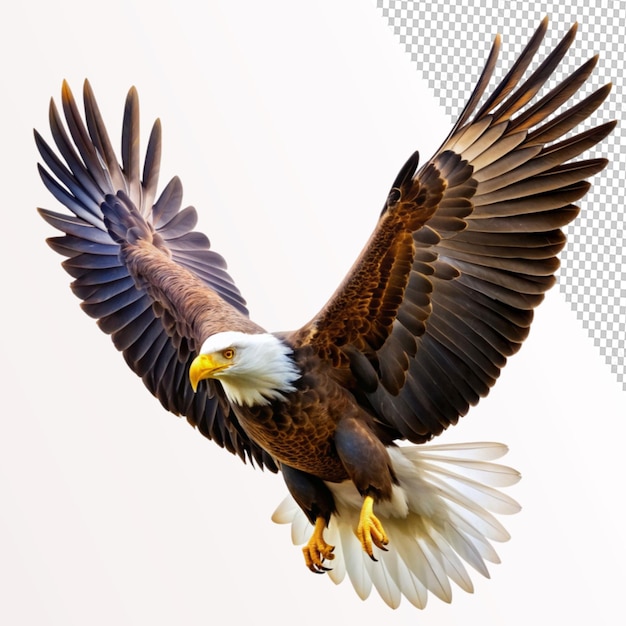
1,1,624,624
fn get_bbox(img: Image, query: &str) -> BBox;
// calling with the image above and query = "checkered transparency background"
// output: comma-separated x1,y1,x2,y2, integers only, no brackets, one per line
377,0,625,389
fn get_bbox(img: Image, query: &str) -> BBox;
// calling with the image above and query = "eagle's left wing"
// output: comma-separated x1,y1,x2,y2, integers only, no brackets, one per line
291,19,615,443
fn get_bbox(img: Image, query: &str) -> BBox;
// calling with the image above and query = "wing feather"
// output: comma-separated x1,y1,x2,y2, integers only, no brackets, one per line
292,19,614,442
37,80,276,471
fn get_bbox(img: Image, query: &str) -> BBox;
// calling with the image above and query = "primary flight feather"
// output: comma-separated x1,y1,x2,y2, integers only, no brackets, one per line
37,17,614,609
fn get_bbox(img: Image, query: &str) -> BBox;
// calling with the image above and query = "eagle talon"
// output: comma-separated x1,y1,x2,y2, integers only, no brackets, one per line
356,495,389,560
302,516,335,574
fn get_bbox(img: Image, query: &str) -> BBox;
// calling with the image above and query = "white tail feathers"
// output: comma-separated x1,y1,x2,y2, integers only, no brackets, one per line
272,442,521,609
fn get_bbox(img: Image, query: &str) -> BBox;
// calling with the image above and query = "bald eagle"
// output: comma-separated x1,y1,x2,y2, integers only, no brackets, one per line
37,18,614,609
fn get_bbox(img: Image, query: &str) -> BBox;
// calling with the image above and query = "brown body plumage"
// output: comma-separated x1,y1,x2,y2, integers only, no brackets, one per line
235,351,370,483
37,18,614,608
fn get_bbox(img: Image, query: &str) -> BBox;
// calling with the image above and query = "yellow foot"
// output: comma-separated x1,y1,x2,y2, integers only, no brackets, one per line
302,516,335,574
356,495,389,561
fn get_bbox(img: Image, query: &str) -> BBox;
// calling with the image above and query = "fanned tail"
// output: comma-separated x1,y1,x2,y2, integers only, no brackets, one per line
272,442,520,609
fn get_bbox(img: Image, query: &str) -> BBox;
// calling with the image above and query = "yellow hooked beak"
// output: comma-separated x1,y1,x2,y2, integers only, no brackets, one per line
189,353,226,392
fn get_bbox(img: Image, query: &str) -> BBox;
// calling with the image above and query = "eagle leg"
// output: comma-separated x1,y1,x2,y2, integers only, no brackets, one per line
356,494,389,560
302,516,335,573
333,417,394,559
280,464,337,573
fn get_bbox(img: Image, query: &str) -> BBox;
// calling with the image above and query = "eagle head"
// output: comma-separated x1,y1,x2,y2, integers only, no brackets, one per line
189,331,300,407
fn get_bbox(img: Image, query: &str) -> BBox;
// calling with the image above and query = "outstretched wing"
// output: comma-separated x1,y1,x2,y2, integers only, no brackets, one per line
291,18,615,443
37,80,278,471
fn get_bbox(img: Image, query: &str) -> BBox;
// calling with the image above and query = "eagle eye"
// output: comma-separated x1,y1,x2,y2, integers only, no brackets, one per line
222,348,235,360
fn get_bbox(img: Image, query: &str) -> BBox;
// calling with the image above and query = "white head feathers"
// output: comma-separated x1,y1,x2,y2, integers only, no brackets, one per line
197,331,301,407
